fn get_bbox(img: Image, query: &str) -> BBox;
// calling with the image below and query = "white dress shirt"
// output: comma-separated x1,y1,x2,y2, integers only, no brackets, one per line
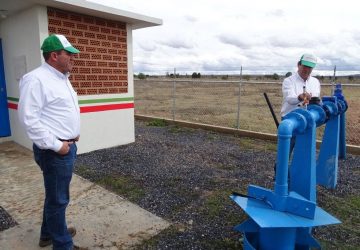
18,63,80,152
280,72,321,117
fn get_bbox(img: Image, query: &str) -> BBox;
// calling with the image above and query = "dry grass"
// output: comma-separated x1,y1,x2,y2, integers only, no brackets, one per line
134,78,360,145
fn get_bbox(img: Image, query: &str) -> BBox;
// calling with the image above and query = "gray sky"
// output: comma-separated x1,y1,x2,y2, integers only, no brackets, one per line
89,0,360,76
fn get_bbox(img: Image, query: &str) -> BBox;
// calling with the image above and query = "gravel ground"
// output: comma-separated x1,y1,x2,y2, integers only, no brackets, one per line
1,119,358,249
74,120,360,249
0,206,17,232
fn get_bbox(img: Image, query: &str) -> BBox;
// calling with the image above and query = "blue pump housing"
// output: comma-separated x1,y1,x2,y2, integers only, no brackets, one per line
231,84,348,249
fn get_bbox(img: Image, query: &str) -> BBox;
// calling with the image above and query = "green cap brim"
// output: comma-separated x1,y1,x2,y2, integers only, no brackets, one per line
64,46,80,54
301,60,316,68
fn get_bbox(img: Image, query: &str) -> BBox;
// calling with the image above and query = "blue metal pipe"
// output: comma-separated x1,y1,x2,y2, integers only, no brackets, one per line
230,92,346,249
275,114,306,196
339,112,346,159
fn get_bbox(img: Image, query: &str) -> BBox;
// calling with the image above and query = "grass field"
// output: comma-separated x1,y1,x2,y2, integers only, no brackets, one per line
134,78,360,145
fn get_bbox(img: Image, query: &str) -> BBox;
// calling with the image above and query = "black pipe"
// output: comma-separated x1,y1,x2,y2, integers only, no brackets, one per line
263,92,279,128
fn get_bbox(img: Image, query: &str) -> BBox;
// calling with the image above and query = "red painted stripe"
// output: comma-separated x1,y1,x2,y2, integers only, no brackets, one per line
8,103,18,110
7,102,134,113
80,103,134,113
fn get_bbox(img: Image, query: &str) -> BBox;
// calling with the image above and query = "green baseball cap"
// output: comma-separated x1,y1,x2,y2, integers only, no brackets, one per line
41,34,80,54
300,54,317,68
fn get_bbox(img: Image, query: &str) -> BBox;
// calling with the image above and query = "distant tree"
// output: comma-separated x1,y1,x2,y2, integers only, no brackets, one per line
138,73,146,79
285,72,292,77
273,73,280,80
348,75,354,81
243,75,250,81
264,74,272,79
191,72,201,78
221,75,229,80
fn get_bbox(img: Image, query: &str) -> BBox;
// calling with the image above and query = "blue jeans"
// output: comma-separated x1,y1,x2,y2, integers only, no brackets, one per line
33,143,77,250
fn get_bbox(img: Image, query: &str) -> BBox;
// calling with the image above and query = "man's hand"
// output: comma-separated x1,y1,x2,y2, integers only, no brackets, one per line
298,92,312,103
57,141,74,155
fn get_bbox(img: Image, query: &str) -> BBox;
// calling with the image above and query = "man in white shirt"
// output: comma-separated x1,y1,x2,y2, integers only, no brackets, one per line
18,34,84,250
275,54,321,177
281,54,321,117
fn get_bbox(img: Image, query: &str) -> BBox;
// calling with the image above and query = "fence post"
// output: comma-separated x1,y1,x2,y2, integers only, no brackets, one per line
172,68,176,120
236,66,243,129
331,65,336,95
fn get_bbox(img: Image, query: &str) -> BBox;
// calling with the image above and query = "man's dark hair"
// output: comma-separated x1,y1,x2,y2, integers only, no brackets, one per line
42,50,62,61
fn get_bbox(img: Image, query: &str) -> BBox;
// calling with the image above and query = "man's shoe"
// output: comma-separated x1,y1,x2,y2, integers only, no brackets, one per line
38,227,77,247
73,245,88,250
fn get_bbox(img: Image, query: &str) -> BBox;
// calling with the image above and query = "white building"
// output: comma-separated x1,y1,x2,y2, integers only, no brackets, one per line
0,0,162,153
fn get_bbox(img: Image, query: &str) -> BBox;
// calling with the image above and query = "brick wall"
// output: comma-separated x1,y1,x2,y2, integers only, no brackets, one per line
47,7,128,95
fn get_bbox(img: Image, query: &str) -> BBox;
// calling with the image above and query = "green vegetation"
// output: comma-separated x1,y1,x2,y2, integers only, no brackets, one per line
168,125,194,134
200,237,242,250
146,118,168,127
96,175,145,202
75,165,96,177
237,137,277,151
200,189,247,223
137,72,146,79
135,224,186,248
316,193,360,249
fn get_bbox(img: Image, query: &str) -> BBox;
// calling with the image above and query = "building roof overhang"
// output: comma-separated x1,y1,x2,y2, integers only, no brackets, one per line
0,0,162,29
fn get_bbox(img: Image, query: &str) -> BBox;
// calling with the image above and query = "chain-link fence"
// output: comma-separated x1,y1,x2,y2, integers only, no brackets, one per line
134,78,360,146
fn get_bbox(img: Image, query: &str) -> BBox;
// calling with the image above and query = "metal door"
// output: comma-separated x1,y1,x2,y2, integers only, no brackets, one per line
0,38,11,137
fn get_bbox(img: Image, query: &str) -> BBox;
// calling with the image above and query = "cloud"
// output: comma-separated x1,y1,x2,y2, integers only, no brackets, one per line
159,38,195,49
268,36,317,48
217,34,261,50
137,42,157,52
266,9,285,17
89,0,360,75
184,15,197,23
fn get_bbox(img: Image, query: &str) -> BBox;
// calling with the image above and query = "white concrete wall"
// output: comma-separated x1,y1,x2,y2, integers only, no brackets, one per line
76,24,135,154
77,109,135,153
0,5,48,149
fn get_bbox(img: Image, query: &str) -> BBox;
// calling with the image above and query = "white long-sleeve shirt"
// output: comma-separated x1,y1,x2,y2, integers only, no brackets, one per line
280,72,321,117
18,63,80,152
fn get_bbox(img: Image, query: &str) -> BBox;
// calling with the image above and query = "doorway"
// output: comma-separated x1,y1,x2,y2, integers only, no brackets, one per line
0,38,11,137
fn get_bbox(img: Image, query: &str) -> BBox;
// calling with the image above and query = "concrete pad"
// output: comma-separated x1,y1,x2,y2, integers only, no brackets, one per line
0,142,170,249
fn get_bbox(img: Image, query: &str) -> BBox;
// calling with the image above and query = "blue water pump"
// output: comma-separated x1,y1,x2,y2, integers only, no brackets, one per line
230,84,348,249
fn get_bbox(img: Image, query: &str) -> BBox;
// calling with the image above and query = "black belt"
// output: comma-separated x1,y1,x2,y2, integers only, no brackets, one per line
58,138,77,142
